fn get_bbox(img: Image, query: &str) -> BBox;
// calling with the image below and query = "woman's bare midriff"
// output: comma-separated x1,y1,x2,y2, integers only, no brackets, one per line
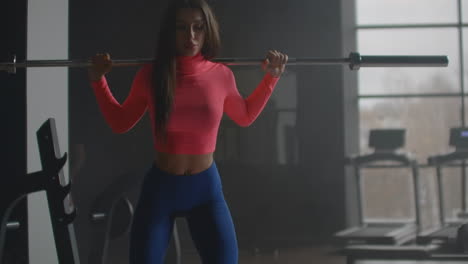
154,151,214,176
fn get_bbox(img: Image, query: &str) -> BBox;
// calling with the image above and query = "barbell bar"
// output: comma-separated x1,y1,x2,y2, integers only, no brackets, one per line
0,52,449,74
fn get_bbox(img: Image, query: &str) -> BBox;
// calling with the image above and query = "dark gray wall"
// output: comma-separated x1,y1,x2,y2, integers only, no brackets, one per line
1,1,28,263
69,0,357,262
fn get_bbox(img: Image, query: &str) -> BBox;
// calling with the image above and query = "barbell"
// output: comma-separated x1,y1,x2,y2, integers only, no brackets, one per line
0,52,449,74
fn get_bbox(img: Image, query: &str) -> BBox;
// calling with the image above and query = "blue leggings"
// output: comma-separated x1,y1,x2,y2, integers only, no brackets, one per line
129,161,238,264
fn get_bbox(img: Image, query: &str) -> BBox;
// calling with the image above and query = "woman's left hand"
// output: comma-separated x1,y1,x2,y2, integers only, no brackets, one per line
262,50,288,78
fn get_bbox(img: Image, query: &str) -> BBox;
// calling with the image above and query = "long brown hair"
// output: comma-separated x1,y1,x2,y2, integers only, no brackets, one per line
152,0,221,141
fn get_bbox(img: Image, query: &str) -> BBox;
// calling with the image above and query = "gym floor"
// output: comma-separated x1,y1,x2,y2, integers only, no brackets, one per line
182,246,464,264
182,246,342,264
105,237,464,264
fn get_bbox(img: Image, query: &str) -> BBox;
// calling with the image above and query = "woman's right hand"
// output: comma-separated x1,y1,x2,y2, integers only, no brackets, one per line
88,53,113,81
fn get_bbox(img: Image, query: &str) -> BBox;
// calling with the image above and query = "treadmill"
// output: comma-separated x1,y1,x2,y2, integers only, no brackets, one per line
417,127,468,246
334,129,421,246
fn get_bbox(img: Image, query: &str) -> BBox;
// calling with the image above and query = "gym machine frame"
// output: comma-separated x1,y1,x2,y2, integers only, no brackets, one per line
333,129,422,246
335,128,468,264
0,119,80,264
418,127,468,245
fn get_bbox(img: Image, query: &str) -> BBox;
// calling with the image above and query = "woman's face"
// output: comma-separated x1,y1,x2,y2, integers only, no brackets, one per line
175,8,206,56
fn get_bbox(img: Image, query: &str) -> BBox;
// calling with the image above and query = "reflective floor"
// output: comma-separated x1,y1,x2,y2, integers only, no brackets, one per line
104,235,465,264
182,246,465,264
183,246,342,264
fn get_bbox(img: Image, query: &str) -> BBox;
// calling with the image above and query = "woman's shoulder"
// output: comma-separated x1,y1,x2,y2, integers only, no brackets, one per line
132,63,153,93
209,61,233,76
140,63,154,72
135,63,154,80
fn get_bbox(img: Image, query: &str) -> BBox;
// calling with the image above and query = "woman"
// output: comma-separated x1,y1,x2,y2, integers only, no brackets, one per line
88,0,288,263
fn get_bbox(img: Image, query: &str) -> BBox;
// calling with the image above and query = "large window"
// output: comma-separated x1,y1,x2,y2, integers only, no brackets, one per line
356,0,467,226
357,0,458,24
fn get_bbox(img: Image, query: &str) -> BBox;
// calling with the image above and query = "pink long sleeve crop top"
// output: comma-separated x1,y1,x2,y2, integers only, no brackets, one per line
90,52,280,155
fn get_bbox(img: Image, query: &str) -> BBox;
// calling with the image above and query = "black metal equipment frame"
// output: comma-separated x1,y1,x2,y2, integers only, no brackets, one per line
0,118,80,264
